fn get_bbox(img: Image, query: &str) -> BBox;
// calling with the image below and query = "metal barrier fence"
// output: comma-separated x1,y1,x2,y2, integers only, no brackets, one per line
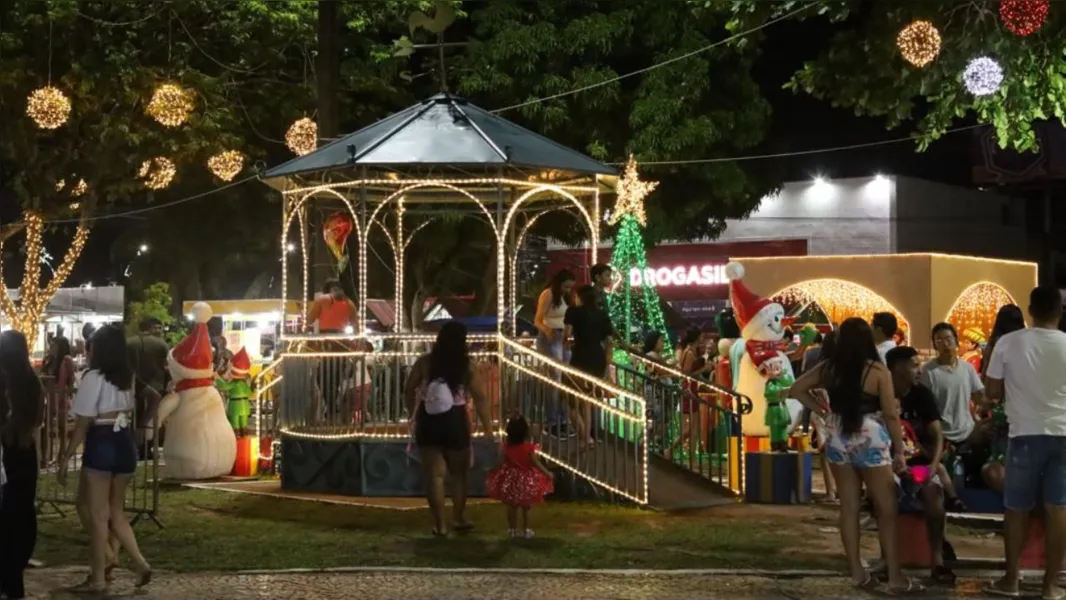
36,376,162,527
619,354,752,496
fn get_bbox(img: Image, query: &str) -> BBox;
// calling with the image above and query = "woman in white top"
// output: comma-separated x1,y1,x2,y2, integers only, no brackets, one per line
57,325,153,592
534,269,575,433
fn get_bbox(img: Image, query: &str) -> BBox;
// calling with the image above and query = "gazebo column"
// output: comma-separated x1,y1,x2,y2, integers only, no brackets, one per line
394,197,405,332
358,168,369,335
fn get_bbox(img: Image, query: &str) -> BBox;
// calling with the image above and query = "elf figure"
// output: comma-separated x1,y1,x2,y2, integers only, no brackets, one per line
220,347,253,437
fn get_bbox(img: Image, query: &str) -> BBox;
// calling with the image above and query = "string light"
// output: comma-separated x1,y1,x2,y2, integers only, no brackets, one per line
897,20,942,68
280,178,598,197
945,281,1015,338
138,157,177,190
1000,0,1049,36
146,83,195,127
55,178,88,197
26,86,72,129
964,57,1004,96
207,150,245,182
285,118,317,156
771,279,910,334
608,155,658,227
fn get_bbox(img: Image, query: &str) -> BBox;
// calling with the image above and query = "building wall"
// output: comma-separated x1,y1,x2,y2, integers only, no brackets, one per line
892,176,1028,259
716,176,894,255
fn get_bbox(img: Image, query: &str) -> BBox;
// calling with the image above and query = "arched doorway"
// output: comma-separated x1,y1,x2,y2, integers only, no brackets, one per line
770,278,911,340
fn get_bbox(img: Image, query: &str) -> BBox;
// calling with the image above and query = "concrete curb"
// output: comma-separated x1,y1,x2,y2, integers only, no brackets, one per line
236,566,842,577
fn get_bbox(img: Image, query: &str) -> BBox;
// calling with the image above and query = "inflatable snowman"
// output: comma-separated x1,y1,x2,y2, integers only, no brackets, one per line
157,302,237,480
725,262,807,446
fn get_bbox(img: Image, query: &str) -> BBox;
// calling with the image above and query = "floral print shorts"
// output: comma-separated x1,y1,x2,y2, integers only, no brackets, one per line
822,413,892,469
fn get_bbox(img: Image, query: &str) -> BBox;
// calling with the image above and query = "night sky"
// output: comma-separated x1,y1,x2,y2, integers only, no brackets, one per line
31,13,986,287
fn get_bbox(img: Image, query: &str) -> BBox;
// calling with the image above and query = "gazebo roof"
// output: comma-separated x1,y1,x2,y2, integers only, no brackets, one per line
262,93,615,187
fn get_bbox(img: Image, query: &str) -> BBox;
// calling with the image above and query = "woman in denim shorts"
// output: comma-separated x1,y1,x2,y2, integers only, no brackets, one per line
57,325,152,593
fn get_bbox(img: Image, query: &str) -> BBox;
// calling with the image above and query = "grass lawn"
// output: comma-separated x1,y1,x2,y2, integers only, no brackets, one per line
34,478,1004,573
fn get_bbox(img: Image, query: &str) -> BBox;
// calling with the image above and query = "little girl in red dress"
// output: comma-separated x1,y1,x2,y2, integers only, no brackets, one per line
486,415,554,538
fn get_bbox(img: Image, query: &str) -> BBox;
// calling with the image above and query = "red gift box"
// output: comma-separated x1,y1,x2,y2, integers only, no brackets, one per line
231,436,259,477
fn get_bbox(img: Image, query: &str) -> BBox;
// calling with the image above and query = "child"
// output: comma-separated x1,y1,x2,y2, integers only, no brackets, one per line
486,415,554,538
219,347,253,437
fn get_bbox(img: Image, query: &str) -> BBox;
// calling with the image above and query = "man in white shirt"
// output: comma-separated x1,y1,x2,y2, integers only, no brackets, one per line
983,285,1066,599
871,312,898,363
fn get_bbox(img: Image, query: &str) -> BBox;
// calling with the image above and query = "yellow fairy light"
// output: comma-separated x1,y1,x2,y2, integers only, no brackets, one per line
138,157,177,190
55,178,88,197
897,20,941,68
285,118,318,156
207,150,245,182
608,155,658,227
945,281,1015,339
146,83,195,127
771,278,909,334
26,86,72,129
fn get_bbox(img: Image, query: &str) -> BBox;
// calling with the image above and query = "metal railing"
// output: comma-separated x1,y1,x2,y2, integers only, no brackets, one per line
35,376,162,527
617,354,752,496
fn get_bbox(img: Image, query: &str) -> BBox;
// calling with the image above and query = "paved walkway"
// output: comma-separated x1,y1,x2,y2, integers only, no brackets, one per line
22,567,1022,599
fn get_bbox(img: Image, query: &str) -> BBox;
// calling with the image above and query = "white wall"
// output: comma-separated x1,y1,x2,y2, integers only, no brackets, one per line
716,176,894,255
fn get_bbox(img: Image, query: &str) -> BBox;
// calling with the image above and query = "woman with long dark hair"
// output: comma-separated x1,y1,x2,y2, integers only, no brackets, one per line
789,318,917,594
980,304,1026,494
405,322,494,536
667,328,711,459
41,335,75,465
563,285,614,449
0,331,44,599
535,270,576,435
57,325,151,592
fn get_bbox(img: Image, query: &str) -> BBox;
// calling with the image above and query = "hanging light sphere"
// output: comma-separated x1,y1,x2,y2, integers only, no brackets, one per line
964,57,1005,96
897,20,942,68
207,150,245,182
26,86,72,129
1000,0,1050,36
285,118,318,156
56,178,89,197
146,83,195,127
138,157,177,190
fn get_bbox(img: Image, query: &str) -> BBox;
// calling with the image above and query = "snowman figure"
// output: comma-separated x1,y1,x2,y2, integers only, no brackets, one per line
156,302,237,480
725,262,810,449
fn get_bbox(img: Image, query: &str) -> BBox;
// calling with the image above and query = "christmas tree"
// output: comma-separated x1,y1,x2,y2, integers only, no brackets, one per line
607,156,673,358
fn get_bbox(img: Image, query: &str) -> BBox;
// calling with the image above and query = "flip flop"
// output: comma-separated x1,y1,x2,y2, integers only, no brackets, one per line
135,568,153,588
1043,587,1066,600
982,581,1021,598
854,573,879,591
883,578,925,596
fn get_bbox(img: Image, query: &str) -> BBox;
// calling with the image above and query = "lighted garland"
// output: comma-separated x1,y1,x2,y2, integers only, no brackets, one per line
964,57,1004,96
207,150,245,182
285,118,318,156
945,282,1015,339
55,178,88,197
26,86,72,129
138,157,177,190
1000,0,1049,36
146,83,195,127
897,20,941,68
772,279,907,333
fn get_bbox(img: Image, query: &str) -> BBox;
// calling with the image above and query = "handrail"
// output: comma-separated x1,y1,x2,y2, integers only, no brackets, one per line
500,336,644,408
624,353,753,416
613,363,722,412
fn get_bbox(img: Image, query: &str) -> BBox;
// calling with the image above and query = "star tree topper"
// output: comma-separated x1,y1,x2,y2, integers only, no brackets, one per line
608,155,658,227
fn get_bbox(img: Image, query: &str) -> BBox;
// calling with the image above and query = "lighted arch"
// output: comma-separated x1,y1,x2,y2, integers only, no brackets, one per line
769,278,911,335
944,281,1016,339
368,182,500,239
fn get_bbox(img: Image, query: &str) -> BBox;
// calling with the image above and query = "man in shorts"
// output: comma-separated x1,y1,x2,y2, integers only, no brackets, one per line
983,285,1066,599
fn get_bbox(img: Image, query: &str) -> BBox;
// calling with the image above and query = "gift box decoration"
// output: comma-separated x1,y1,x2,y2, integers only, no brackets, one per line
743,451,812,504
258,436,274,474
743,436,771,453
232,435,260,477
788,434,811,452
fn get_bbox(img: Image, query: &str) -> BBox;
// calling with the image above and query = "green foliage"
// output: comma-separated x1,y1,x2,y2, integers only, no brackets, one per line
125,281,185,344
725,0,1066,152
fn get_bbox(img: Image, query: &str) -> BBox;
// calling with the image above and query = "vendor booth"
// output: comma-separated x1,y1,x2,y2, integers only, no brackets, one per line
729,253,1038,350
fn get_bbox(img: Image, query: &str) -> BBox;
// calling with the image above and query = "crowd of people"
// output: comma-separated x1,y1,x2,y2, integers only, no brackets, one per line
789,285,1066,598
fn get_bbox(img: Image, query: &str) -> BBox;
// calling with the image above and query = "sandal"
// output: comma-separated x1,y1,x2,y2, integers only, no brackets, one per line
67,577,107,594
854,573,879,591
135,567,153,588
884,578,926,595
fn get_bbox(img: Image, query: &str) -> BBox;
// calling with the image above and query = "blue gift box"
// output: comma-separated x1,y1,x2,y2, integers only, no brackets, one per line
743,451,813,504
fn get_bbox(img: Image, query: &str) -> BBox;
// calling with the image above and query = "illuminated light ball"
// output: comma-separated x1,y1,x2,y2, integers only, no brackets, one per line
896,20,942,68
26,86,72,129
285,118,318,156
963,57,1004,96
207,150,245,182
138,157,177,190
146,83,195,127
999,0,1050,36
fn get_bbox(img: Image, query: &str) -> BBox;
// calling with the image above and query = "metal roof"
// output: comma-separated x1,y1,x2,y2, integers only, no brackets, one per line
262,94,615,186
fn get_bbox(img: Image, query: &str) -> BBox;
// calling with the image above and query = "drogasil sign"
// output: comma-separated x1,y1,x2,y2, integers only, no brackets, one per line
628,264,729,287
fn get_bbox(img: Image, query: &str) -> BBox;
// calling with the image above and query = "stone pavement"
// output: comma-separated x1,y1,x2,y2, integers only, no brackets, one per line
21,567,1029,599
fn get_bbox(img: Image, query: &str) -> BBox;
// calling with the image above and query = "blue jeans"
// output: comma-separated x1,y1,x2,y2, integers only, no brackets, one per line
1003,435,1066,511
536,330,569,427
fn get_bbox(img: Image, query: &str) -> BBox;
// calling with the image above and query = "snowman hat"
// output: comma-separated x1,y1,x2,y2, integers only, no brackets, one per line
230,347,251,377
170,302,215,385
724,262,771,330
